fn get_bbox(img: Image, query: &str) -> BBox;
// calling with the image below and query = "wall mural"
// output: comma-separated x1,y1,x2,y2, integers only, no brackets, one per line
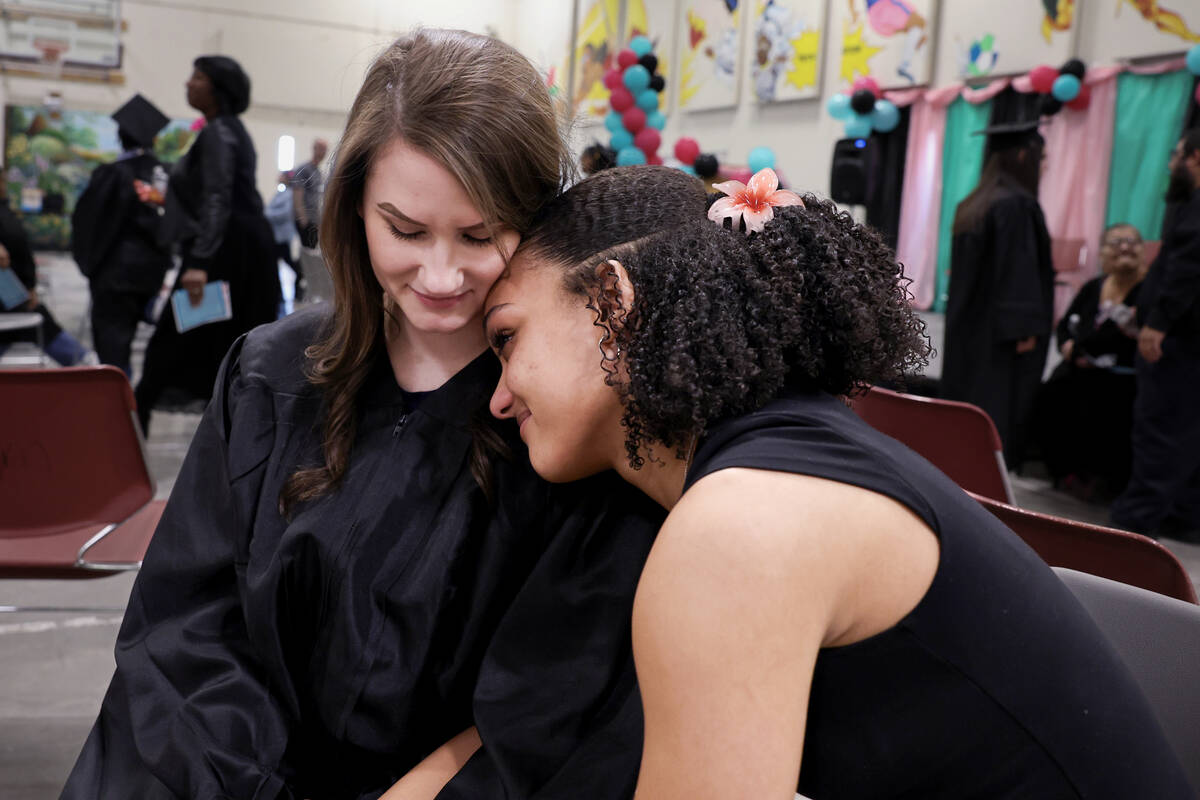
836,0,938,89
677,0,743,112
753,0,826,103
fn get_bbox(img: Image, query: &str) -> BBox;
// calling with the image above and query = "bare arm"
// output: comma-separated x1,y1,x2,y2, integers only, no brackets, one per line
380,728,481,800
292,184,307,226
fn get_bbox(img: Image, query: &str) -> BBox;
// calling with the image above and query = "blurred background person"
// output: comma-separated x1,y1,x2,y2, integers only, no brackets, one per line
264,170,301,303
942,120,1055,468
580,141,616,175
1112,129,1200,541
1032,223,1144,501
71,94,172,376
291,137,327,249
134,55,280,433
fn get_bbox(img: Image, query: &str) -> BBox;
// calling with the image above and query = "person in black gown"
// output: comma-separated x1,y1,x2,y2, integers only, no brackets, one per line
478,166,1192,798
942,120,1056,466
1031,223,1144,499
71,94,173,375
134,55,280,432
61,31,662,800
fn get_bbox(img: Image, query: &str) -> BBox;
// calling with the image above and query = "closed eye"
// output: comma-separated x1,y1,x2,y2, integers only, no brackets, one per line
388,224,421,241
488,329,513,357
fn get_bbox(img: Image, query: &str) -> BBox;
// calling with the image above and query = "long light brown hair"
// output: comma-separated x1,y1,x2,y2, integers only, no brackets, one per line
280,28,569,515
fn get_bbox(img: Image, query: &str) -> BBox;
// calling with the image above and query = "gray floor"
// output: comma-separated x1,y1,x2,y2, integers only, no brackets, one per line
4,255,1199,799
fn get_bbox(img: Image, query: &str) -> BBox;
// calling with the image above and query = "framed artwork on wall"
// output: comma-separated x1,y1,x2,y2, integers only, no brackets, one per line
752,0,827,103
571,0,624,121
624,0,678,108
934,0,1075,85
834,0,939,90
1086,1,1200,63
676,0,744,112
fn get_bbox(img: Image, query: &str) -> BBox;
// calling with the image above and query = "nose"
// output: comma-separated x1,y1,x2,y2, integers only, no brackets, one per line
421,242,464,295
490,376,514,420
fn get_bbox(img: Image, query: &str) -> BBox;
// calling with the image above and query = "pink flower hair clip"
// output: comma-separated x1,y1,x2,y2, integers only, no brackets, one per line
707,167,804,234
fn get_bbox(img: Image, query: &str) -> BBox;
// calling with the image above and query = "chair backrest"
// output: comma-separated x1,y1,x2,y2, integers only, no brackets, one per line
850,386,1014,503
972,492,1197,604
1054,567,1200,795
0,367,153,539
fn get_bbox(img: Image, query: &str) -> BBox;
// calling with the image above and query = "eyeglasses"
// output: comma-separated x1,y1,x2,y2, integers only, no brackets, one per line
1104,237,1141,248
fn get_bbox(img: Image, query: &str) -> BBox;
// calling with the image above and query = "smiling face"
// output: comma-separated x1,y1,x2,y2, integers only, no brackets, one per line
1100,224,1142,277
362,138,518,337
485,255,628,482
185,69,216,115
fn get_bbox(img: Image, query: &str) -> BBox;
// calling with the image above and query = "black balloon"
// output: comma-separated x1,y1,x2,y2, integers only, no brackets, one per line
694,153,719,179
1039,94,1064,115
1060,58,1086,79
850,89,877,115
649,75,665,92
638,53,658,73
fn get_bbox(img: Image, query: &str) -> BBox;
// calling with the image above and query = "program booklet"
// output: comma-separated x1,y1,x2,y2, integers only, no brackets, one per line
0,267,30,310
172,280,233,333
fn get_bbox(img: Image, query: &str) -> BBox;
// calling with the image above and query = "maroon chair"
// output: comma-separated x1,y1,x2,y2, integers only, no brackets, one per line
849,386,1015,503
970,492,1197,604
0,367,163,599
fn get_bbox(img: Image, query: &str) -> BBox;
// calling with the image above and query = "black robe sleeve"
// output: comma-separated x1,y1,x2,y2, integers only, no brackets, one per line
61,337,300,800
1145,203,1200,334
188,122,236,272
989,196,1054,343
437,472,662,800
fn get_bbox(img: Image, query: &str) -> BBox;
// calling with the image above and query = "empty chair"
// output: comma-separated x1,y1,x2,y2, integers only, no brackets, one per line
973,492,1197,604
1055,567,1200,795
0,367,162,593
850,385,1015,503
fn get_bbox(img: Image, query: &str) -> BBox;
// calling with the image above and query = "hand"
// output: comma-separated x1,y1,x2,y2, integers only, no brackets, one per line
180,268,208,308
0,243,9,268
1138,326,1166,364
1015,335,1037,355
1059,339,1074,359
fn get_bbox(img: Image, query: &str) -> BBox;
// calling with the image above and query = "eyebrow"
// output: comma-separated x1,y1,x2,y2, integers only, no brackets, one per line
482,303,511,329
376,202,488,232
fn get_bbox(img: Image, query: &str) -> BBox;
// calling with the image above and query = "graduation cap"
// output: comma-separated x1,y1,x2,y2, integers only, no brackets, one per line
112,94,169,149
973,119,1044,154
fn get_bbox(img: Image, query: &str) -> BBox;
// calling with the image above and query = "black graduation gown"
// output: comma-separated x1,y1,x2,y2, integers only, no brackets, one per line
942,177,1055,464
62,307,662,799
135,115,280,427
1031,277,1140,493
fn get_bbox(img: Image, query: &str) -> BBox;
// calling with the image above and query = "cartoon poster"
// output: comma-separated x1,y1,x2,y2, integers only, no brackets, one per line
934,0,1074,85
676,0,743,112
1087,0,1199,62
571,0,624,121
624,0,677,106
753,0,826,103
836,0,938,89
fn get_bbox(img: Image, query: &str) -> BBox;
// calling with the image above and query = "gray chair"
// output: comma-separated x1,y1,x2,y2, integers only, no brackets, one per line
1054,567,1200,795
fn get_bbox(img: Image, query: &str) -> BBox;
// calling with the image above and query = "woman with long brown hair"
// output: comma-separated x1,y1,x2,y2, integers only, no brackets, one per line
62,30,660,799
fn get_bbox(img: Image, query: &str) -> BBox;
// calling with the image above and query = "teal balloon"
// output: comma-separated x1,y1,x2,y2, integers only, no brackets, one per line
647,110,667,130
1188,44,1200,76
604,110,623,133
747,146,776,173
678,164,697,175
827,92,853,120
1051,74,1080,102
636,88,660,111
871,99,900,133
844,113,873,139
616,146,646,166
630,35,653,57
610,130,634,150
623,64,651,93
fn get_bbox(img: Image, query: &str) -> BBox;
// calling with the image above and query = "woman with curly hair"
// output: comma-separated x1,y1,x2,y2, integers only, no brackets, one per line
483,166,1192,799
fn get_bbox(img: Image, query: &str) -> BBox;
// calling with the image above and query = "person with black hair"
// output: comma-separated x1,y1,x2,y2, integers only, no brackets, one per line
1112,128,1200,540
133,55,280,432
480,165,1192,799
579,141,616,175
71,94,172,375
942,120,1055,466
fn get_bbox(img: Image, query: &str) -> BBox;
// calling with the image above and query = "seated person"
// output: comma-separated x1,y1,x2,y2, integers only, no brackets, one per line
1033,223,1144,499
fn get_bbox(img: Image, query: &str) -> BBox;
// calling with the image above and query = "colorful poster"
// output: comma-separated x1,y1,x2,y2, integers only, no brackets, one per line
836,0,938,89
571,0,623,120
676,0,743,112
753,0,826,103
1086,0,1199,62
624,0,676,105
934,0,1074,85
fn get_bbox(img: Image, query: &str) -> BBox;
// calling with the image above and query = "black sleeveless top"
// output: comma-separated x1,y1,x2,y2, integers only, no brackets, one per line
684,390,1193,799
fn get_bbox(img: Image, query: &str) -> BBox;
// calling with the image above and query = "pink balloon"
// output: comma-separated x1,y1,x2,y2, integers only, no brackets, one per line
1066,82,1092,111
852,76,880,98
617,48,639,69
648,154,663,166
609,87,634,112
1195,83,1200,105
622,107,647,134
635,127,661,156
728,166,753,184
603,69,623,90
673,136,700,165
1030,65,1059,94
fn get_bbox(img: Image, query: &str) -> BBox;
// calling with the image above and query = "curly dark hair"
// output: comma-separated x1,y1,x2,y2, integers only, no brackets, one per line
520,166,931,469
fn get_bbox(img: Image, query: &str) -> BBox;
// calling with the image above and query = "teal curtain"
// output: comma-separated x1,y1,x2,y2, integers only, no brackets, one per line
1106,70,1194,240
933,97,992,312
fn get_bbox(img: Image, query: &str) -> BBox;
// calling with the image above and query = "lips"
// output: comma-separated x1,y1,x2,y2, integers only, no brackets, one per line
411,288,469,309
517,410,531,436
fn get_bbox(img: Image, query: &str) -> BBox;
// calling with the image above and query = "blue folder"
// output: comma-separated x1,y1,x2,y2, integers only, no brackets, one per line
172,280,232,333
0,267,30,310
